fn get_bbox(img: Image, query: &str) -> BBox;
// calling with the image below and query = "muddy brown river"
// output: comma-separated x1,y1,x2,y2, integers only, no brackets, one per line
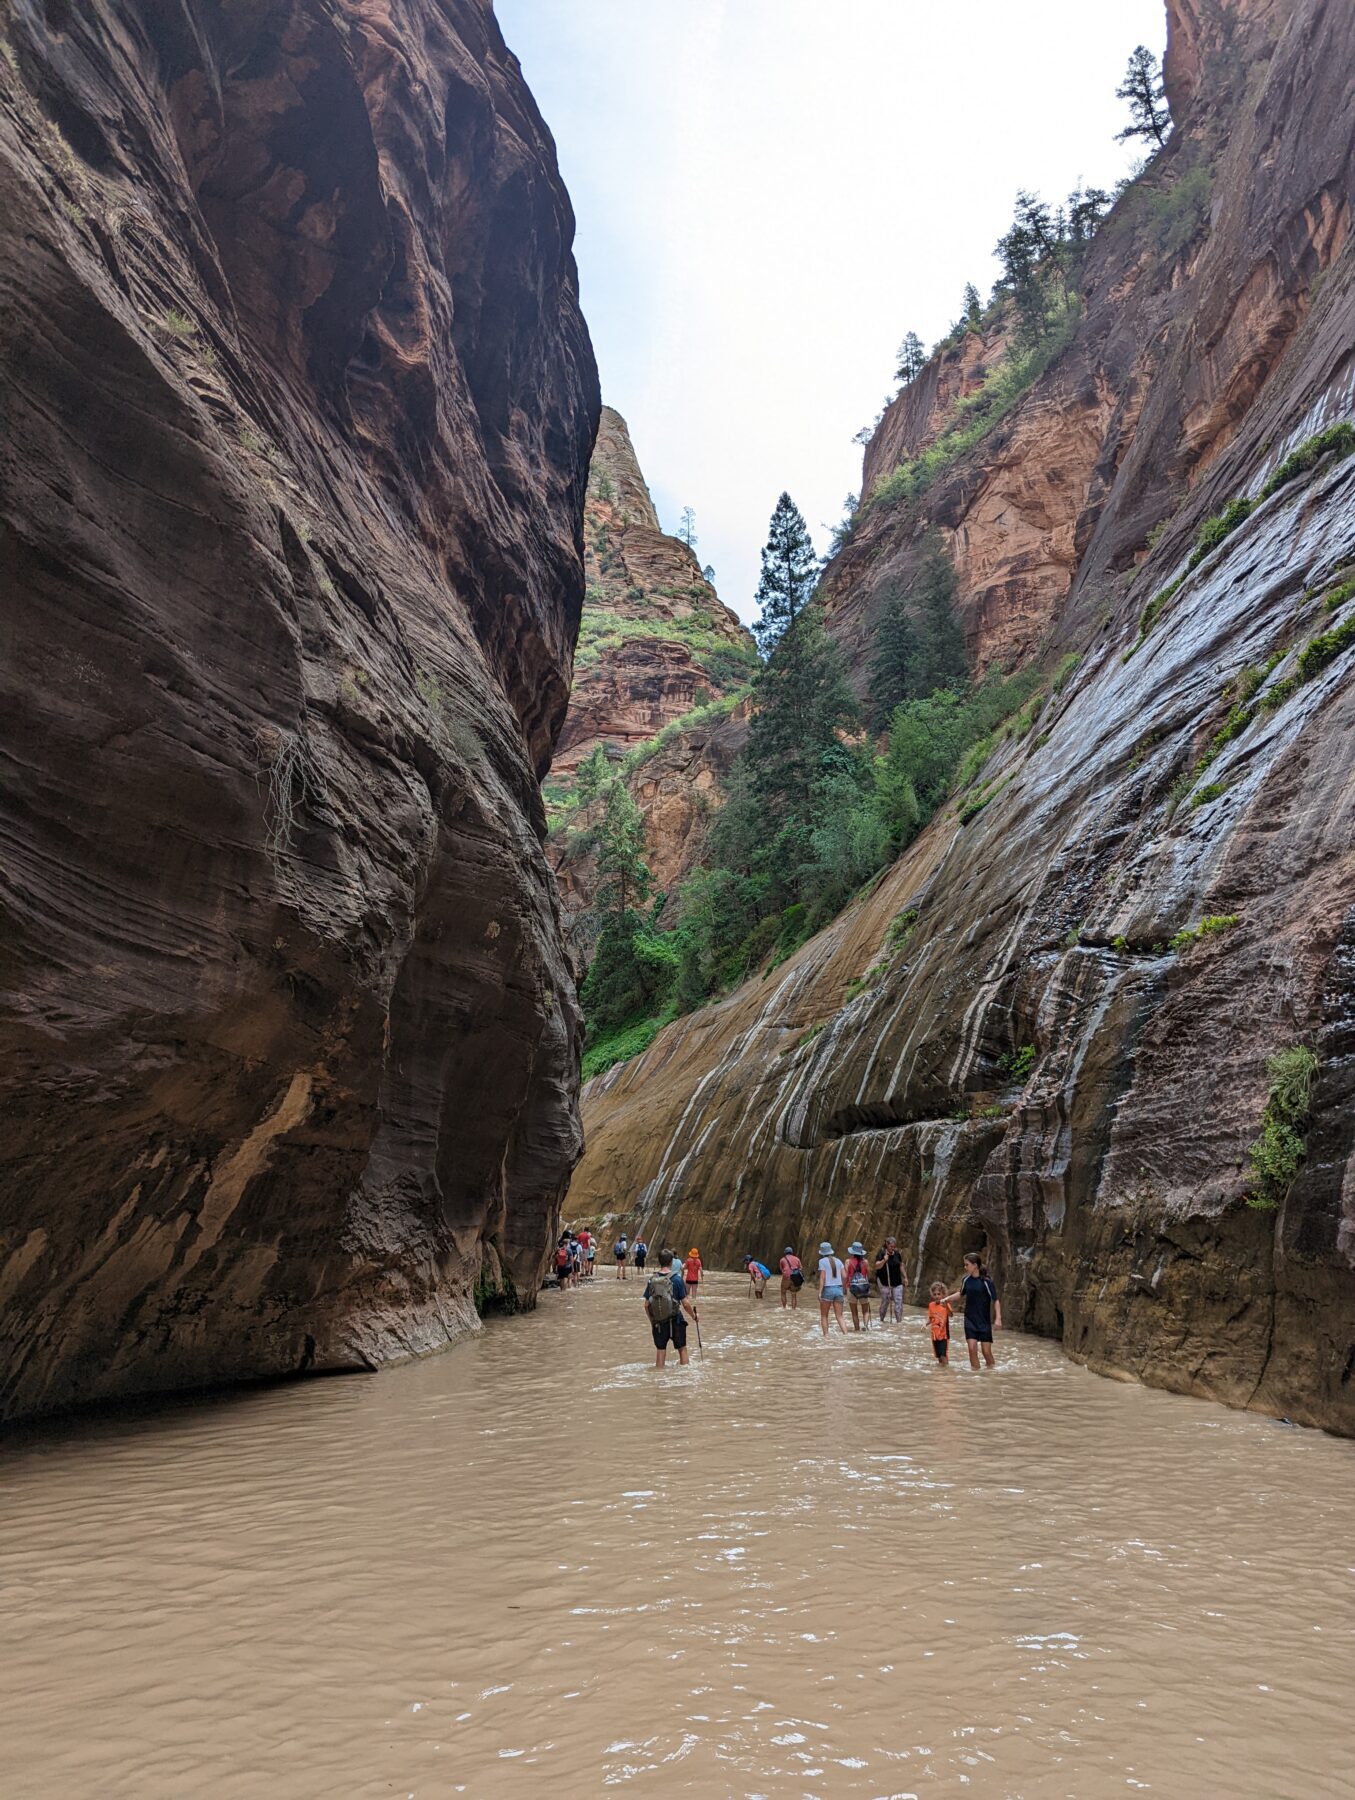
3,1273,1352,1797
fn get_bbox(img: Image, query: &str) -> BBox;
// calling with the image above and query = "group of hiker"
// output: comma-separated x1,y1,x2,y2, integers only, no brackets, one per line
551,1227,597,1287
751,1240,999,1365
556,1227,1000,1371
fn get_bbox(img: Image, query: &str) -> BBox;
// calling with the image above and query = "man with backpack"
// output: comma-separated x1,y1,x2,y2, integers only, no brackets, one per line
644,1248,699,1368
553,1235,572,1288
779,1247,804,1309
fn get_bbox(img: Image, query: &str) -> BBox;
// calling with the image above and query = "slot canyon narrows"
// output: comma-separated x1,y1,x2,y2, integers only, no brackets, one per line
1,0,1353,1795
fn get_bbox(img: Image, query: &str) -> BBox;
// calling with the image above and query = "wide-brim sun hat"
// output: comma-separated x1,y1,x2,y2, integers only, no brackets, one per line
783,1246,795,1255
849,1241,865,1255
819,1240,833,1254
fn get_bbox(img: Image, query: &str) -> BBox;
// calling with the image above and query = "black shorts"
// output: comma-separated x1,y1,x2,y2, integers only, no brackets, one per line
635,1254,647,1269
965,1324,993,1343
932,1335,950,1360
652,1314,688,1351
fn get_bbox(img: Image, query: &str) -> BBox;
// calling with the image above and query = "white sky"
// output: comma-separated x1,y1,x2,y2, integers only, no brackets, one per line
496,0,1166,622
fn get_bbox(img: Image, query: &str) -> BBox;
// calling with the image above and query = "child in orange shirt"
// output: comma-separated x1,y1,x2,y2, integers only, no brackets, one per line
926,1282,952,1365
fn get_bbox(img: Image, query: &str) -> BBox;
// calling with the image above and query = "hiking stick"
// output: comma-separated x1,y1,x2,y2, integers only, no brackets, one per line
694,1310,704,1359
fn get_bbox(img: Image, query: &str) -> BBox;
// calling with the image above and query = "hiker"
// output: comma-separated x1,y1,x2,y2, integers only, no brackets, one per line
926,1282,952,1364
645,1248,698,1369
578,1226,593,1278
613,1234,629,1279
778,1246,804,1309
817,1241,847,1336
874,1237,907,1323
845,1241,874,1331
633,1235,648,1274
553,1234,572,1288
683,1246,703,1299
586,1236,596,1277
743,1256,770,1299
569,1235,583,1286
945,1252,1001,1368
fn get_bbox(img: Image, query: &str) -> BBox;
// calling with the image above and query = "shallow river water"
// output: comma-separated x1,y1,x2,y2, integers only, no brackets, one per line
3,1272,1353,1798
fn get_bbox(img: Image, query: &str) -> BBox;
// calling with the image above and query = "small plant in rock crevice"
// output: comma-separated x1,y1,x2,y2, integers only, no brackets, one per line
1003,1044,1036,1081
1168,913,1238,952
1246,1045,1320,1209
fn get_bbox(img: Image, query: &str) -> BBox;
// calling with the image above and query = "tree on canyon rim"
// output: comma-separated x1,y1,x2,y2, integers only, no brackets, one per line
896,330,927,384
1116,45,1170,149
751,492,819,656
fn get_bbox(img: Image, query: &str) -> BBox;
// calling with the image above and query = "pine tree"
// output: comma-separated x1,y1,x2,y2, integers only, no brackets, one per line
1116,46,1170,149
961,282,982,330
746,604,859,826
677,505,698,548
868,583,921,729
751,493,819,657
913,534,967,694
574,744,612,804
895,330,926,383
594,780,650,921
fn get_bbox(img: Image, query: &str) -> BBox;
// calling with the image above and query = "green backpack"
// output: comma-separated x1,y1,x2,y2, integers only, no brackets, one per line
647,1272,677,1323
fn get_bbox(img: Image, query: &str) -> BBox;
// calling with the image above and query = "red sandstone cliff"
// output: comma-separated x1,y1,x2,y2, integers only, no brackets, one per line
0,0,599,1420
572,0,1355,1433
549,405,754,931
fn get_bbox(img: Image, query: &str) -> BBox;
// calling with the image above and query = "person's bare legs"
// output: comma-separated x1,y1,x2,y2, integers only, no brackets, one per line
967,1337,981,1369
981,1342,996,1368
819,1300,830,1336
655,1346,666,1368
849,1301,864,1332
833,1300,846,1334
780,1280,789,1308
677,1345,690,1366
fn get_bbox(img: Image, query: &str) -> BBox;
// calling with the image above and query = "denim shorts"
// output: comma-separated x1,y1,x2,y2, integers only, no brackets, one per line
821,1284,844,1303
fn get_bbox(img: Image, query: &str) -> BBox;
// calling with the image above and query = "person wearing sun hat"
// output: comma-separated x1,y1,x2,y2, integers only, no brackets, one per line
816,1240,846,1336
845,1240,874,1331
683,1246,703,1298
778,1245,804,1308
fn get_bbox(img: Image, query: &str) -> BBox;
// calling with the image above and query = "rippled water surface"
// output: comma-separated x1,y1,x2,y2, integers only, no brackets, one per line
3,1274,1353,1797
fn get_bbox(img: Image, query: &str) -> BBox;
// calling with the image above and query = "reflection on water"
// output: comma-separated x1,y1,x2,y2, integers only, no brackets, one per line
2,1275,1352,1797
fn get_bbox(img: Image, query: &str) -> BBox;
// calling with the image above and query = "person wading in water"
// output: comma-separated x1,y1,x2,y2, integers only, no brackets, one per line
845,1242,873,1332
817,1241,846,1336
613,1233,629,1279
633,1234,648,1276
644,1249,698,1369
683,1247,703,1301
874,1237,906,1324
945,1252,1001,1368
779,1247,804,1309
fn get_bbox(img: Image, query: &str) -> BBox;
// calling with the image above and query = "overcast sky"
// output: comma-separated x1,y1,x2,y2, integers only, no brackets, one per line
496,0,1166,622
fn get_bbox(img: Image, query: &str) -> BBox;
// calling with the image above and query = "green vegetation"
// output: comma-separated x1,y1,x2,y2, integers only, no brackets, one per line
1004,1044,1036,1081
1051,652,1081,695
1246,1045,1320,1209
1189,781,1227,808
1257,421,1355,501
1138,162,1212,258
867,299,1081,513
1168,913,1238,952
867,532,967,726
1188,496,1254,570
575,607,757,675
886,906,920,952
1296,614,1355,682
1115,44,1170,149
581,1004,677,1082
956,774,1012,824
1322,577,1355,614
845,963,888,1003
160,307,195,339
1127,575,1185,657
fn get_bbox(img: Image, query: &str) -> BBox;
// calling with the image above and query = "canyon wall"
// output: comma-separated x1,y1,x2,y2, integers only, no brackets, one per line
548,405,753,936
573,0,1355,1433
0,0,598,1421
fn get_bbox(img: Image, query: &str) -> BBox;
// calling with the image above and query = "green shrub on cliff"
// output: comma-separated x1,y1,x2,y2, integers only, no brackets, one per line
1188,496,1254,570
1246,1045,1320,1208
1168,913,1238,951
1258,421,1355,501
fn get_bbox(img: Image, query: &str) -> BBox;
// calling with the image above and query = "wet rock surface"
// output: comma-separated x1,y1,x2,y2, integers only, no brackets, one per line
574,0,1355,1433
0,0,599,1420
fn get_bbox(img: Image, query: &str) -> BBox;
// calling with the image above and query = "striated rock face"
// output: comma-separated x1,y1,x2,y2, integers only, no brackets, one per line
0,0,599,1421
574,0,1355,1433
549,406,754,931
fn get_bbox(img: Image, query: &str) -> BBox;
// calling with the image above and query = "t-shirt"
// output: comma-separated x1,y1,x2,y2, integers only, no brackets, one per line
961,1273,998,1333
927,1299,952,1340
684,1256,702,1284
578,1230,591,1250
633,1241,648,1259
779,1254,801,1277
748,1261,770,1279
613,1239,627,1257
818,1256,844,1286
877,1250,904,1286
